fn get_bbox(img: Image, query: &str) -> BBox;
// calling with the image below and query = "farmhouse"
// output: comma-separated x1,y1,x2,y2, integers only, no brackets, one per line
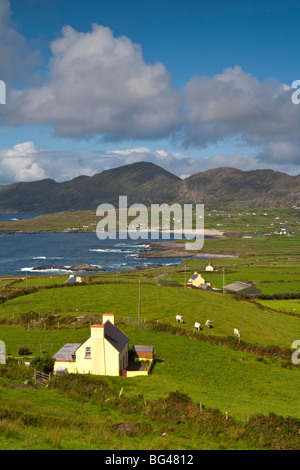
187,272,206,287
65,275,82,284
205,262,216,271
53,314,129,376
223,281,261,298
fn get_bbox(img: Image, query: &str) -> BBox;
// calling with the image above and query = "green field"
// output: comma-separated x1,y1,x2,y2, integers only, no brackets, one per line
0,218,300,450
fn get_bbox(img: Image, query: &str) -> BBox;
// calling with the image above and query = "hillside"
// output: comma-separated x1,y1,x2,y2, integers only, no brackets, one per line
0,162,299,213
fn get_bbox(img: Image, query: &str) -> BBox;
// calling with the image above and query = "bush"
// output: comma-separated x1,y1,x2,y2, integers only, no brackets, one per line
18,346,30,356
30,355,55,374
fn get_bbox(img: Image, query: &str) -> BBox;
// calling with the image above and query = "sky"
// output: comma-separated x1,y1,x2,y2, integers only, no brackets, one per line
0,0,300,185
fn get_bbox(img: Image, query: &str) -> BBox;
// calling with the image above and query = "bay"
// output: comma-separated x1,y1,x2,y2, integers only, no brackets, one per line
0,213,213,277
0,231,188,277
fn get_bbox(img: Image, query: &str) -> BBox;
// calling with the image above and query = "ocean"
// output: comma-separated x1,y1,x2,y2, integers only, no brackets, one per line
0,214,199,277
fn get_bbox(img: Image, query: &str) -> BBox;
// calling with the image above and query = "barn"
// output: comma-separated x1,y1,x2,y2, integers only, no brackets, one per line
223,281,261,298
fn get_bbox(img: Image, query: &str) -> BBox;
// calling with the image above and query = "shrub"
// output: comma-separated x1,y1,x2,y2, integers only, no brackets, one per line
30,355,55,374
18,346,30,356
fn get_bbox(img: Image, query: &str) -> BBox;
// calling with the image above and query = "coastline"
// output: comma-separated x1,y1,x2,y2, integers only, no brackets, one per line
0,228,225,237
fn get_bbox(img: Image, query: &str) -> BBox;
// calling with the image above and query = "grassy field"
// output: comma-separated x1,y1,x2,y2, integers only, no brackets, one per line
0,321,299,450
0,214,300,450
0,282,299,349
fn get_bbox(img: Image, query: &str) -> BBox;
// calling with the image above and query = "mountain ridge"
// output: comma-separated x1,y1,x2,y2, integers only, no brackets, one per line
0,162,299,213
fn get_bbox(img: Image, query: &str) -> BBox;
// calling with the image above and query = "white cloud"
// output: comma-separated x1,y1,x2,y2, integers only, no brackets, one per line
183,66,300,150
0,142,46,183
0,0,299,176
1,141,299,187
3,23,181,140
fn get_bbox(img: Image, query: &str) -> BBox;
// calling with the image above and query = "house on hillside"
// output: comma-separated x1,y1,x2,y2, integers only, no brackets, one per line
205,262,216,272
223,281,261,298
187,272,206,288
53,314,129,376
65,275,82,284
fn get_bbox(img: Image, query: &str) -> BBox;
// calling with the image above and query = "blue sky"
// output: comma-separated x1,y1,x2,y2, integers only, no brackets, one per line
0,0,300,184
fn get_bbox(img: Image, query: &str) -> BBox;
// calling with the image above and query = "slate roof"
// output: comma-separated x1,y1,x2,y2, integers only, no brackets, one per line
133,345,154,352
53,343,82,361
104,321,129,353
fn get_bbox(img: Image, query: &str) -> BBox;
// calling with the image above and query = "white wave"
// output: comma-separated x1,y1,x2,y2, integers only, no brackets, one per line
89,248,132,253
32,256,47,259
115,243,150,249
20,267,73,273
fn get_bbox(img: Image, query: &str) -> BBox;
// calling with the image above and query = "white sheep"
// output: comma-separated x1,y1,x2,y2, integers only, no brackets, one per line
205,319,211,329
234,328,240,338
176,314,183,323
194,322,201,331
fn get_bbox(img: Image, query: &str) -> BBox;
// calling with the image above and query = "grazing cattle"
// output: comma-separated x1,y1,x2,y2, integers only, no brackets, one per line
205,320,211,328
176,315,183,323
194,322,201,331
234,328,240,338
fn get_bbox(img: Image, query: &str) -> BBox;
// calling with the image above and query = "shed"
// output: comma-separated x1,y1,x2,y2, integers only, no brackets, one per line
132,345,154,360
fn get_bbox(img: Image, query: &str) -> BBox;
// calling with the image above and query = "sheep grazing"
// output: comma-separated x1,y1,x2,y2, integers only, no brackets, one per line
205,319,211,329
234,328,240,338
194,322,201,331
176,314,183,323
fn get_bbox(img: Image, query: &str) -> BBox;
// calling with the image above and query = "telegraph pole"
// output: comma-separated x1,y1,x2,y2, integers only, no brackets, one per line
138,280,141,323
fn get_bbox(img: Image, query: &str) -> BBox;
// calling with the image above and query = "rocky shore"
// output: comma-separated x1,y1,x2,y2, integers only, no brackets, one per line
31,263,106,272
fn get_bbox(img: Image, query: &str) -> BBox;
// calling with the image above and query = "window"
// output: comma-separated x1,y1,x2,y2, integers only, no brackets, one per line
85,347,91,358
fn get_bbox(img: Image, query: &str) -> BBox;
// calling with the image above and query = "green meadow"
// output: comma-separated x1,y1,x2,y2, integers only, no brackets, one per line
0,227,300,449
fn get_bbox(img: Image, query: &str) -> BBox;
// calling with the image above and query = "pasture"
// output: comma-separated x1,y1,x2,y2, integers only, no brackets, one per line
0,282,299,349
0,229,300,449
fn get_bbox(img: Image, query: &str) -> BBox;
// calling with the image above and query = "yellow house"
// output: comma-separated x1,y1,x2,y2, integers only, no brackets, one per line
187,272,206,287
53,314,129,376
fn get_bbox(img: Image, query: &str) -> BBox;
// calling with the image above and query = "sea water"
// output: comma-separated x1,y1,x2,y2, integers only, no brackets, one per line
0,214,193,276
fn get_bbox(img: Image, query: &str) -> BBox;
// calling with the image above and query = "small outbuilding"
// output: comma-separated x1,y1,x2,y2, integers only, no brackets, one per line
132,345,154,360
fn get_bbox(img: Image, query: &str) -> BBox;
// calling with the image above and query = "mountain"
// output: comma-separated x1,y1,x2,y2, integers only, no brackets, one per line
179,167,300,207
0,162,181,213
0,162,299,213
